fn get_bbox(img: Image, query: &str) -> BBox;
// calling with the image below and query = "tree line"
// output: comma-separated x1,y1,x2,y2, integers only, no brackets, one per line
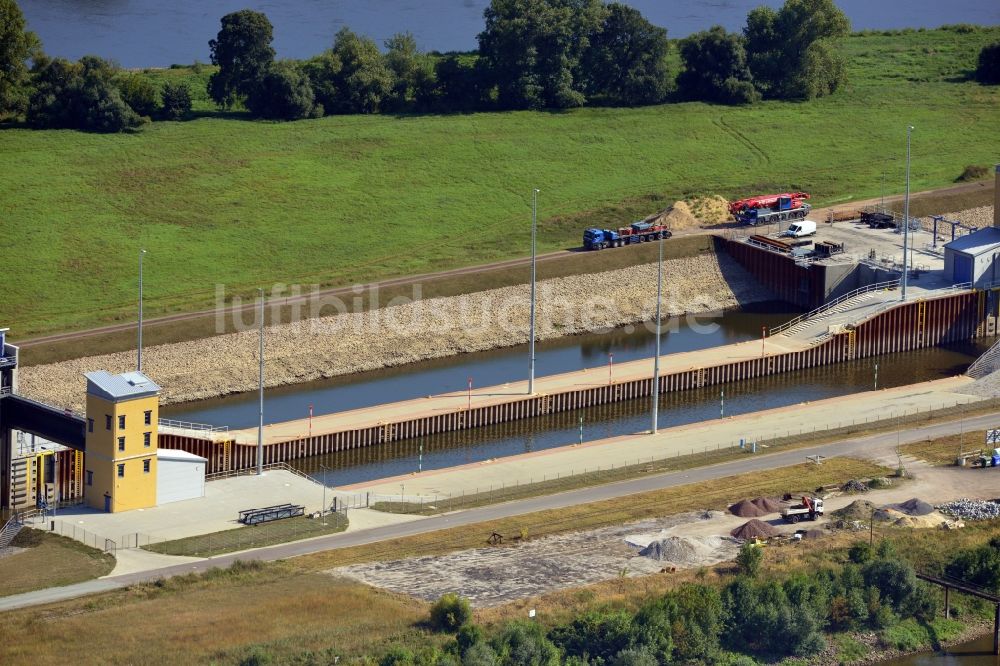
365,537,998,666
1,0,998,131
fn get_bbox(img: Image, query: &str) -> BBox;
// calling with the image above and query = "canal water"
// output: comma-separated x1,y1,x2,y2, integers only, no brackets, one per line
164,303,987,488
22,0,1000,68
882,633,999,666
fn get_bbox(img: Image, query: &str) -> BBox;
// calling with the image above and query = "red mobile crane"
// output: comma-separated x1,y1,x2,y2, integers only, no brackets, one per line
729,192,812,226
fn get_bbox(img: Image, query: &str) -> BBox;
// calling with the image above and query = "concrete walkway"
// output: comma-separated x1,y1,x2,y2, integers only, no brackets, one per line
338,376,980,501
108,549,205,577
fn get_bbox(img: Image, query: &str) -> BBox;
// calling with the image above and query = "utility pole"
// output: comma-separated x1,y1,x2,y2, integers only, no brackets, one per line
319,463,330,522
902,126,914,301
652,233,663,434
138,249,146,372
529,188,539,394
257,287,264,476
874,362,879,391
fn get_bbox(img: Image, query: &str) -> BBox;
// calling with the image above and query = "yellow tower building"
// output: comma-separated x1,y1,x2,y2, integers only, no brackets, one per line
84,370,160,512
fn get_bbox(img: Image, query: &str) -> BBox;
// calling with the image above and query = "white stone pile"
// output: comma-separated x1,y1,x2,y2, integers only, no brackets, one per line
937,498,1000,521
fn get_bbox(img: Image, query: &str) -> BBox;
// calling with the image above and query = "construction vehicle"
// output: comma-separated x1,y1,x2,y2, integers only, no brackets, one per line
781,496,824,523
583,221,672,251
729,192,812,226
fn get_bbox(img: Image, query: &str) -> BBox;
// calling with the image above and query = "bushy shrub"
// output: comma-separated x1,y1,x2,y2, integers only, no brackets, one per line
430,593,473,633
161,81,193,120
848,542,874,564
976,42,1000,85
736,542,763,577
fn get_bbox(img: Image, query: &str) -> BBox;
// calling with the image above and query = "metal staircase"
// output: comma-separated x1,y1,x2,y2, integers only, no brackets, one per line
967,337,1000,379
0,509,39,552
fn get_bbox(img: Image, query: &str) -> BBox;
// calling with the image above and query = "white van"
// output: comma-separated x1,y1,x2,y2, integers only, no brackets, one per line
783,220,817,238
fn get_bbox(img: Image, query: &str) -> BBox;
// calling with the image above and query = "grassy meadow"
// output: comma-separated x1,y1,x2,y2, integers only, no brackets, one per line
2,26,999,336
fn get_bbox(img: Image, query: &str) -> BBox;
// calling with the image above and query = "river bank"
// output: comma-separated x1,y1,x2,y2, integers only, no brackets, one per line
18,252,777,412
843,619,995,666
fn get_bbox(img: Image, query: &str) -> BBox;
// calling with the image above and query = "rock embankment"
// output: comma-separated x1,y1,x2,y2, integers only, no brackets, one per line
20,252,776,411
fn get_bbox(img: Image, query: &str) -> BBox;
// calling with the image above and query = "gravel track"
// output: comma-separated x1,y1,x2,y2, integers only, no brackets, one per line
19,253,775,412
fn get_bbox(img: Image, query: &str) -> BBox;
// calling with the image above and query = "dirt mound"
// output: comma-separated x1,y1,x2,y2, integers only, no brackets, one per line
687,196,731,224
639,537,699,563
874,508,901,522
800,529,825,539
729,499,768,518
832,500,877,521
730,519,780,539
645,202,699,231
751,497,785,514
895,498,934,516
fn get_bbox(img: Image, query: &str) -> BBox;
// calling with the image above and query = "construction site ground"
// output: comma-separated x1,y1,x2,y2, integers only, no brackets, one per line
329,453,999,608
339,376,981,501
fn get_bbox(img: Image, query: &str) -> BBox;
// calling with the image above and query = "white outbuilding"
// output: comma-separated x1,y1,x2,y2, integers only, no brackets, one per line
156,448,207,505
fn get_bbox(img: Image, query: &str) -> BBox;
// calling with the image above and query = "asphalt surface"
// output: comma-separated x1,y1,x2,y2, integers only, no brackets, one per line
1,409,996,613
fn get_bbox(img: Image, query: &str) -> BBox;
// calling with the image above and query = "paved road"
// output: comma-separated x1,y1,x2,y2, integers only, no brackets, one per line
1,409,996,613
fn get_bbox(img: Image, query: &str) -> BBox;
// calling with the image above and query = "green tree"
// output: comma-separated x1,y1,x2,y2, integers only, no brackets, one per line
115,72,158,117
581,3,671,106
430,593,473,633
491,621,559,666
463,642,499,666
302,50,342,114
434,55,483,112
550,609,634,665
0,0,39,117
946,536,1000,593
743,0,850,99
976,41,1000,85
326,27,394,114
677,26,759,104
384,32,437,112
208,9,276,108
610,647,657,666
27,55,140,132
736,542,763,577
245,61,321,120
160,81,193,120
477,0,607,109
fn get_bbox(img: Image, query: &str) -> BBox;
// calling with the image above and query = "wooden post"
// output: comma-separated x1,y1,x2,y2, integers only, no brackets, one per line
944,587,949,619
994,603,999,656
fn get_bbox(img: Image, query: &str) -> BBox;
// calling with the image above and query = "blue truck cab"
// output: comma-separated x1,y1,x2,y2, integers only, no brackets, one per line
583,228,619,250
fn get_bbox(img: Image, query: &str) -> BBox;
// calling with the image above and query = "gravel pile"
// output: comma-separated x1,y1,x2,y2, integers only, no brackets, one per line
938,498,1000,521
923,206,995,230
894,498,934,516
729,499,767,518
20,253,777,411
962,367,1000,398
730,519,780,539
832,500,877,521
841,479,869,492
639,537,699,563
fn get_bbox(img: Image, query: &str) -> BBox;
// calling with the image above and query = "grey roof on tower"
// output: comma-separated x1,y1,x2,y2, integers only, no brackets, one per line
85,370,161,401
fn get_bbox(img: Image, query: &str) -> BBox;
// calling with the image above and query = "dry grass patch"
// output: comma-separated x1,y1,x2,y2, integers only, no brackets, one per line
0,563,435,666
296,457,887,572
0,529,115,598
901,430,988,465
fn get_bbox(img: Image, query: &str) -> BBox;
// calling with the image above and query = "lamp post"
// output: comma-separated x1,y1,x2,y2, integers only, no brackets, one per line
138,249,147,372
652,233,663,434
318,463,330,522
902,126,914,301
257,287,264,476
529,188,540,394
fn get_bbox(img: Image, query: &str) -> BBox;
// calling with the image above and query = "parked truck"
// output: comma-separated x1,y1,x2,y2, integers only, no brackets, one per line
583,221,672,250
781,496,824,523
729,192,812,226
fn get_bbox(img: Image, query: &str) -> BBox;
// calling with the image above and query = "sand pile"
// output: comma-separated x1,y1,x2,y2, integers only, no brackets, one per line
730,519,780,539
832,500,877,521
892,511,950,529
687,196,731,224
894,498,934,516
637,536,733,566
729,499,767,518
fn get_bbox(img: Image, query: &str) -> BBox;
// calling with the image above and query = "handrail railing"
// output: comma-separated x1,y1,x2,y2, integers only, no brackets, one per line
158,418,229,433
968,338,1000,379
770,279,900,336
205,461,320,486
0,385,12,396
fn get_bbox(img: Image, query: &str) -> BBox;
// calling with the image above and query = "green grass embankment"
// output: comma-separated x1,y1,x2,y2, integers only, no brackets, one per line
2,26,999,337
